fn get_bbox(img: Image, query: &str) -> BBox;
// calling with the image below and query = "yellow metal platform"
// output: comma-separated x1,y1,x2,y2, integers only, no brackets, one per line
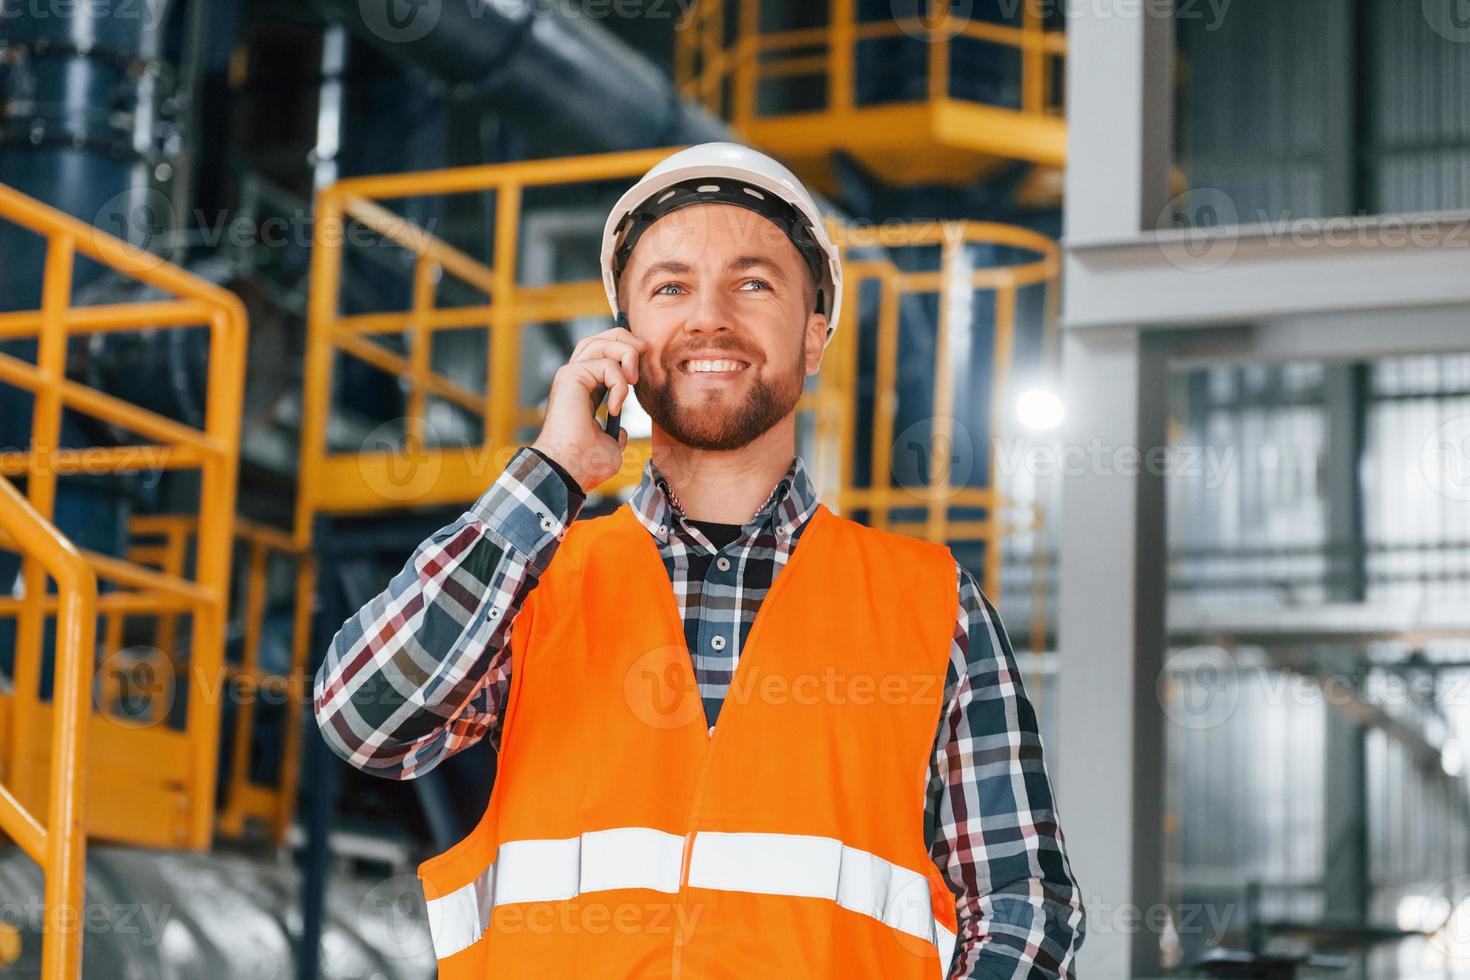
676,0,1066,196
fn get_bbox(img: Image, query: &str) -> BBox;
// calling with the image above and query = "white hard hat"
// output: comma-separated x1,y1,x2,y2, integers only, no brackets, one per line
600,142,844,346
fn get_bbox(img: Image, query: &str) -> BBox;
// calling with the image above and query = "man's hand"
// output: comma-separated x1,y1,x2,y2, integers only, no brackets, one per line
531,323,648,493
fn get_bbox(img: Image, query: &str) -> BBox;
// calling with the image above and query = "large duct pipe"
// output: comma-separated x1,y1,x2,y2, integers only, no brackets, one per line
0,0,181,676
311,0,728,152
0,0,177,308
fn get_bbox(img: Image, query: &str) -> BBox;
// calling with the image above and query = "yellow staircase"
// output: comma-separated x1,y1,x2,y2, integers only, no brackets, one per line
0,473,95,979
0,182,247,856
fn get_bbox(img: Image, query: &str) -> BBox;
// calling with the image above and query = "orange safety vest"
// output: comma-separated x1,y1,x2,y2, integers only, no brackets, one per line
418,500,962,978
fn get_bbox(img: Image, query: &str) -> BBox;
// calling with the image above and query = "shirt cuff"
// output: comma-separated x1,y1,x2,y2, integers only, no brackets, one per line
528,446,588,504
466,446,587,572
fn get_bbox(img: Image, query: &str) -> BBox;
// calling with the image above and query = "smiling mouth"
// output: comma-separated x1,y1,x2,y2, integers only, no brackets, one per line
678,358,751,376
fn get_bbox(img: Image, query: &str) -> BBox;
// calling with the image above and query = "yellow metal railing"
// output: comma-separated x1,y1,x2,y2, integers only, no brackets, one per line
0,475,96,980
829,220,1059,599
676,0,1067,187
95,516,190,729
0,181,248,852
92,515,313,844
217,519,313,843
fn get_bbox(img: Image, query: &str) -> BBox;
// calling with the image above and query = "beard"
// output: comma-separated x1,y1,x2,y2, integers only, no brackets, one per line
635,342,806,452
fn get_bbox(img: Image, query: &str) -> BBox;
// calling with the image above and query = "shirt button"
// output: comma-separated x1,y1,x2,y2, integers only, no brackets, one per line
715,556,731,572
710,635,726,651
487,606,500,619
538,514,554,532
658,524,668,535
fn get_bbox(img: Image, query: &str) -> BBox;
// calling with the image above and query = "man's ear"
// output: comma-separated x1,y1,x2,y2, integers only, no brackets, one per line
803,311,829,376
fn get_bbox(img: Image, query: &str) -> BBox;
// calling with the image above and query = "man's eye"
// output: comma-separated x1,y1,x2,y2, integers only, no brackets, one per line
740,279,771,291
654,283,684,296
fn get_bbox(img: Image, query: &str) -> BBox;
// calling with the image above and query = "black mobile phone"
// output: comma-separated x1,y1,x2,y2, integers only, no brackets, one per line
603,311,631,438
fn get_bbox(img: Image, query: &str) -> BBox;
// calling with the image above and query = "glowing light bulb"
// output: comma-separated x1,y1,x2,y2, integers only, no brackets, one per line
1016,387,1064,432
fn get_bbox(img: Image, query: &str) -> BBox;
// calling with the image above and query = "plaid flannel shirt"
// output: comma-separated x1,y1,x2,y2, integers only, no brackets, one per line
314,446,1087,977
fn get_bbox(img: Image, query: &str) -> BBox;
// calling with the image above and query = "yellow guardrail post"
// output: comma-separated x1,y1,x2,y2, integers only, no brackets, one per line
928,0,952,104
296,187,343,549
1021,0,1047,116
9,229,75,809
489,182,523,458
0,474,98,980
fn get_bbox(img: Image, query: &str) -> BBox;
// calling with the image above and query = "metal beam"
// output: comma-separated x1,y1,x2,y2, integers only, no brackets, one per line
1324,364,1369,603
1066,213,1470,330
1322,697,1370,927
1058,3,1176,976
1057,326,1171,978
1159,307,1470,366
1167,600,1470,648
1061,1,1175,245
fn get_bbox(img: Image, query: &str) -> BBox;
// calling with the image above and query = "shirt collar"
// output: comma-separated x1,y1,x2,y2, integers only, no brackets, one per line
629,453,821,545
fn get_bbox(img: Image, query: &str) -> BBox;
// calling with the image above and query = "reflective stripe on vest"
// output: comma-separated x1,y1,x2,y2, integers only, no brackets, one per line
425,826,958,970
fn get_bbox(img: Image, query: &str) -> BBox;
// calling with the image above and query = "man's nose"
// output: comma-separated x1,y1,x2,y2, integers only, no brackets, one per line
684,282,735,334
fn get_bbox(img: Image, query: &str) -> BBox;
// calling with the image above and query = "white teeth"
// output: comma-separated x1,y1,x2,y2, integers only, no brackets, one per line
683,359,748,373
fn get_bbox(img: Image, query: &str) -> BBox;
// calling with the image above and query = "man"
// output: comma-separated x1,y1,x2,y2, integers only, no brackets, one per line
314,142,1086,978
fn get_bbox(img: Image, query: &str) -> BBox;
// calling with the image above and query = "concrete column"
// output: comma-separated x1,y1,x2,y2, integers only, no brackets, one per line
1056,326,1170,976
1057,2,1177,974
